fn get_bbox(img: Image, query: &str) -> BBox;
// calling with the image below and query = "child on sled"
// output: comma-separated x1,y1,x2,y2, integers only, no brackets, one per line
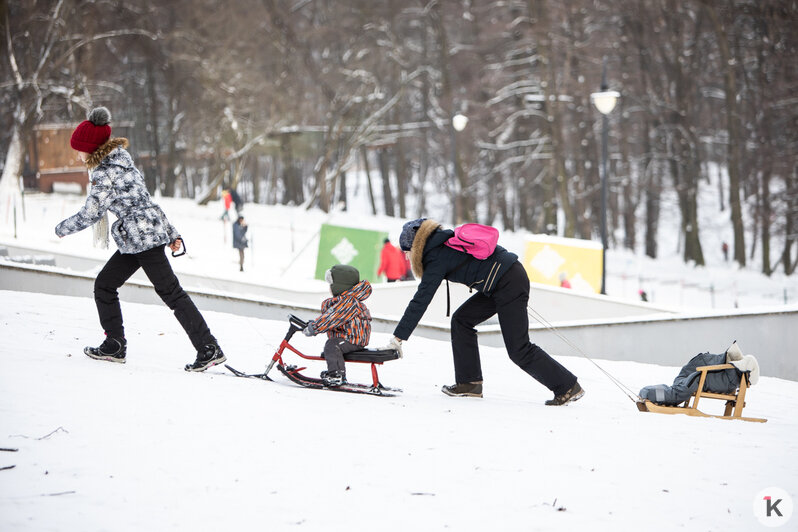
302,265,372,387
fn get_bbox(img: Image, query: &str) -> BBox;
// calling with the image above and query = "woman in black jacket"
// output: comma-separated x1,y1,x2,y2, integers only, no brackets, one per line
390,219,583,405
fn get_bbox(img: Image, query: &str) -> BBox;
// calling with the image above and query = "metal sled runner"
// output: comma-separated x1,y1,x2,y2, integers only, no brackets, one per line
636,363,767,423
226,314,401,396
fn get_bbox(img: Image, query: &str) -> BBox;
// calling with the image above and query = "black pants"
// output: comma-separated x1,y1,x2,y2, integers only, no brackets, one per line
322,337,361,374
94,245,215,351
450,262,577,395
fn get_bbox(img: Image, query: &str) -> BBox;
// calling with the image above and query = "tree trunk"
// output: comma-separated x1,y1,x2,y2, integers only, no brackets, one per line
360,146,377,215
533,0,570,236
677,157,705,266
0,123,24,222
378,148,394,217
338,169,348,211
145,61,161,195
394,139,408,219
280,133,303,206
706,3,746,266
644,148,660,259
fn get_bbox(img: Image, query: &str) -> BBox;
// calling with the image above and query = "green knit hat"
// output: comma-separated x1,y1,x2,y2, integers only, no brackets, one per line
326,264,360,296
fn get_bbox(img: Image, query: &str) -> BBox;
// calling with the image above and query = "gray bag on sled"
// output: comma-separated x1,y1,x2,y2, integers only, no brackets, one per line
639,352,741,406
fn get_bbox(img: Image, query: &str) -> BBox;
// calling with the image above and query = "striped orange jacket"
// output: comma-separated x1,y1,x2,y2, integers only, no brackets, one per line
309,280,372,346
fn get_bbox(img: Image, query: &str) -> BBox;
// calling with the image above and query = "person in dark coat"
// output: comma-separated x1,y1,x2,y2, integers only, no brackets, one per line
55,107,225,372
228,187,243,215
233,215,248,272
389,218,583,405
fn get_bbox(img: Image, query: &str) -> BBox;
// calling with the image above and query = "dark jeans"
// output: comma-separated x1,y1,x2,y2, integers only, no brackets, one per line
450,262,577,395
322,337,361,374
94,245,215,351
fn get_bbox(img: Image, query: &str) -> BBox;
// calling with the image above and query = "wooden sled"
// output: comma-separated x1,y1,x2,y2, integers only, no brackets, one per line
636,363,767,423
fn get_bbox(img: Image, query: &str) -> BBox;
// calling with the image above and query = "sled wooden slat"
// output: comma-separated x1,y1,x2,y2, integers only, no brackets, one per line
637,363,767,423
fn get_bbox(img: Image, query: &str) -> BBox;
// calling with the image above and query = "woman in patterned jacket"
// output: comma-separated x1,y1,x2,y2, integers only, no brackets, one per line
302,265,372,386
55,107,225,372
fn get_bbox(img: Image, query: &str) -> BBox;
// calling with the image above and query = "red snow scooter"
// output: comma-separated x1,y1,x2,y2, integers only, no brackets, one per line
225,314,401,396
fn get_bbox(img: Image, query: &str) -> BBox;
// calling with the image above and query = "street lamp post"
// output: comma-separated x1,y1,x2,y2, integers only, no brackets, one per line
590,61,619,295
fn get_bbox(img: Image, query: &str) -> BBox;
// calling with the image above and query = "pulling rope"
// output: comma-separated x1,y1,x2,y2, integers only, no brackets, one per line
527,305,642,403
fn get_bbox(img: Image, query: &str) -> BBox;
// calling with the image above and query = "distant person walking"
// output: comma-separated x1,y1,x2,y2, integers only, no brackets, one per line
220,189,233,221
55,107,226,372
228,187,244,215
722,241,729,262
233,215,248,272
377,238,405,282
389,218,583,405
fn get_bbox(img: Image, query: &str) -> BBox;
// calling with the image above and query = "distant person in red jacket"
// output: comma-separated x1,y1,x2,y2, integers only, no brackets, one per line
220,189,233,221
377,238,406,283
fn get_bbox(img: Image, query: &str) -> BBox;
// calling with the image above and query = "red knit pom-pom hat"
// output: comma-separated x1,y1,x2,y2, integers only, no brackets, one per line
70,107,112,153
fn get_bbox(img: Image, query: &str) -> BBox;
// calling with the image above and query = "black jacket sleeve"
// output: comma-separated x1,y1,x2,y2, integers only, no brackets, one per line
393,252,448,340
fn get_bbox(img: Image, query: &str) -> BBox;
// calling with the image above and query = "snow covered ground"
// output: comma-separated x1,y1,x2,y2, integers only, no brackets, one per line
0,290,795,531
1,190,796,530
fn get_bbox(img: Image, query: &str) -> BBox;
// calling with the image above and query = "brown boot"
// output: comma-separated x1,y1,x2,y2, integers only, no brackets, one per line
545,382,585,406
441,381,483,398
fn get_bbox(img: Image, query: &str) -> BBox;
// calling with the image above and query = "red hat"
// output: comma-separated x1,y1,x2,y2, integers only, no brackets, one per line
70,107,112,153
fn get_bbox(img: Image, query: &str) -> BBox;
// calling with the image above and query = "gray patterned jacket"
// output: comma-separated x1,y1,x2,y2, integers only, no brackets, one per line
55,138,180,254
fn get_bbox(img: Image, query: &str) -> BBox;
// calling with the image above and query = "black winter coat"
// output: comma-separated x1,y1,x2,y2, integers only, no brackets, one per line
393,220,518,340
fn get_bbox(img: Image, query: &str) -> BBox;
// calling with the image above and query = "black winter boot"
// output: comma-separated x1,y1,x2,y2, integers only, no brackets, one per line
185,343,226,372
441,381,483,398
84,337,127,363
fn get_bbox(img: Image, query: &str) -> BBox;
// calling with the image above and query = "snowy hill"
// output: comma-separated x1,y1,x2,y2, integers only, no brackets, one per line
1,191,797,530
1,291,796,531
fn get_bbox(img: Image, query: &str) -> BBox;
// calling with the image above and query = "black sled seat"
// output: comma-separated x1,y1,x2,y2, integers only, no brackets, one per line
341,348,400,363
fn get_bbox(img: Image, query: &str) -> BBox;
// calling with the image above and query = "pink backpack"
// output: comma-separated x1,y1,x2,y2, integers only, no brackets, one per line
444,223,499,259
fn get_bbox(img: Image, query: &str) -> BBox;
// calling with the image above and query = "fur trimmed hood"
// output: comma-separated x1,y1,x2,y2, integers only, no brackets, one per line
725,341,760,385
85,137,129,169
408,219,442,278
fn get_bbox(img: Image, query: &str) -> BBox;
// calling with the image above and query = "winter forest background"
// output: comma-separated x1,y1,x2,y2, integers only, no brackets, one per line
1,0,797,275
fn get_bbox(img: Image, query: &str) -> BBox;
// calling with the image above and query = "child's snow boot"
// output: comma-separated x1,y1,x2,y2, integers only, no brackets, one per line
545,382,585,406
84,336,127,363
185,343,226,372
441,381,483,398
321,370,346,387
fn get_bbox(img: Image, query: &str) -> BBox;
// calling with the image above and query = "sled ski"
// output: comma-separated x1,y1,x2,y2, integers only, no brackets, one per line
636,363,766,423
278,364,401,396
224,364,272,381
225,314,401,397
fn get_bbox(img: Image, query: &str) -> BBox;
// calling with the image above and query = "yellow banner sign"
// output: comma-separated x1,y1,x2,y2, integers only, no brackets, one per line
522,236,603,293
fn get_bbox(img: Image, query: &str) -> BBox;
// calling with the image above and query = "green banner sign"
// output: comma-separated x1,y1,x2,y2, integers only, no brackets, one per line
315,223,387,282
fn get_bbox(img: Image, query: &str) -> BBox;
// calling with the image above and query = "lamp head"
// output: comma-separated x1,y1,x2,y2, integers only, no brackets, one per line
452,113,469,132
590,91,620,115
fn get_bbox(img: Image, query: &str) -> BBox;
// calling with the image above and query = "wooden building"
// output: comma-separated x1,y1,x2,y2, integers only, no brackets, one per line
24,122,132,193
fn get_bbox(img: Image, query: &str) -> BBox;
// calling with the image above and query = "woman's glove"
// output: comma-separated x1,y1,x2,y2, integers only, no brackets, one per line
387,337,403,358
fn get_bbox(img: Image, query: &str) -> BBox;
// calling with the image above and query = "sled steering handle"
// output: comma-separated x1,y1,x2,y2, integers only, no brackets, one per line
286,314,308,341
